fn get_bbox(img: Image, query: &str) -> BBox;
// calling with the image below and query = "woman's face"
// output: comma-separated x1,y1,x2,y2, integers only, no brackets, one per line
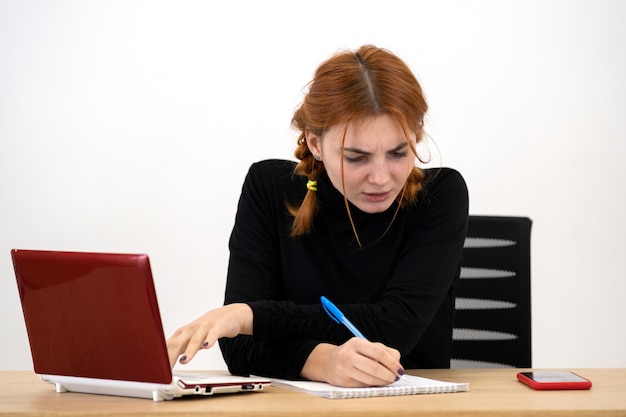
306,114,416,214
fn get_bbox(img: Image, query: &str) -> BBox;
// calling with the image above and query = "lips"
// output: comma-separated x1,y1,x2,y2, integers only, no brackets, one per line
363,191,391,203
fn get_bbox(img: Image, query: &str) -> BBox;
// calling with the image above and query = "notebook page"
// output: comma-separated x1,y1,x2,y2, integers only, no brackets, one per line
269,375,469,399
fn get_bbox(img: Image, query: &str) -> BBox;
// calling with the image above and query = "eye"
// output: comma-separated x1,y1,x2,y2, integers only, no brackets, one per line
345,155,365,163
390,151,408,159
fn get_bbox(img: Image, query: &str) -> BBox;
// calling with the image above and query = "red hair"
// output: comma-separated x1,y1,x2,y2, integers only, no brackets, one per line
289,45,428,238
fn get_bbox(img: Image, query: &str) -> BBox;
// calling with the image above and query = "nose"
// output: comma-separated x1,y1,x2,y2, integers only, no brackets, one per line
367,160,391,185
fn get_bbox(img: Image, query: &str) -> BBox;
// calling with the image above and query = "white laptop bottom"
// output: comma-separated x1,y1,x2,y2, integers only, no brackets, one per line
40,372,271,401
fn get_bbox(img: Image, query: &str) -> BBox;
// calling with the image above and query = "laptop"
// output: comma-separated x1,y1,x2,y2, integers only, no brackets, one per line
11,249,271,401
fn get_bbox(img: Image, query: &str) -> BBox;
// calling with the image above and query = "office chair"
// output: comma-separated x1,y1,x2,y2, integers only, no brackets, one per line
451,215,532,368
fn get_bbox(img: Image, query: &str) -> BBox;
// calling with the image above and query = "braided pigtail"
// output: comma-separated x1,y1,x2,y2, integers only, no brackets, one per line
288,132,325,237
400,166,424,207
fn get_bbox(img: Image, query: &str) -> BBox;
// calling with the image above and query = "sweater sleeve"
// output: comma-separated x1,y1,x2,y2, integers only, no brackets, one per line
219,160,318,379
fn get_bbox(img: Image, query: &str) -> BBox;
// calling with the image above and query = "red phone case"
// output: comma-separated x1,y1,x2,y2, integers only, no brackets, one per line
517,372,592,390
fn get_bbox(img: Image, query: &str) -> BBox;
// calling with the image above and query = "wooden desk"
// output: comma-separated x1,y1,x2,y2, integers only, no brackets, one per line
1,369,625,416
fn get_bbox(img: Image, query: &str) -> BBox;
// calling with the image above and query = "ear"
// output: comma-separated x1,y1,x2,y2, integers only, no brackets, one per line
305,130,323,159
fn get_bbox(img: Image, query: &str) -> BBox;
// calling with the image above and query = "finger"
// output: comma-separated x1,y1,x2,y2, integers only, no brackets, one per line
167,347,179,369
353,357,398,386
383,347,404,377
179,330,220,365
166,333,189,368
378,345,404,377
179,337,206,365
352,340,403,383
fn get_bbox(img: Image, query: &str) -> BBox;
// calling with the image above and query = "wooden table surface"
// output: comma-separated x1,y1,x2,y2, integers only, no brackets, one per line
1,368,625,416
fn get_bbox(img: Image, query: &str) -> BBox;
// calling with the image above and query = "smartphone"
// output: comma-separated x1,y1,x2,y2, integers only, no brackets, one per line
517,371,592,390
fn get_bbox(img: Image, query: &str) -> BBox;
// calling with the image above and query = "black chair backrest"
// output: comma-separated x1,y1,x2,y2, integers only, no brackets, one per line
451,215,532,368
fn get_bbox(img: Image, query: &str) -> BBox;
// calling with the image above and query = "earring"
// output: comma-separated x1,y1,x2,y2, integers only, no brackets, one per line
313,155,321,161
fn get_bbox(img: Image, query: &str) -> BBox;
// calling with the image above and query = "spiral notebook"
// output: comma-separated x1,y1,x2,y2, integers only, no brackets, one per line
270,374,469,399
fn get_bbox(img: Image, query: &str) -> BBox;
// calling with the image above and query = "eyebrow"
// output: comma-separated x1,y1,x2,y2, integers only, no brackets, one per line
343,142,409,155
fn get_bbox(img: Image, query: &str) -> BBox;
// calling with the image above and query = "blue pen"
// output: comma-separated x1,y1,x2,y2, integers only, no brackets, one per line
321,295,406,381
321,296,369,340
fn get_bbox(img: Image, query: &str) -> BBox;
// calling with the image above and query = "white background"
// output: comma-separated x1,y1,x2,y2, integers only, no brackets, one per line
1,0,625,371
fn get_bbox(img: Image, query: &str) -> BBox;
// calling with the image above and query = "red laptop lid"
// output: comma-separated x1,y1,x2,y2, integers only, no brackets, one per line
12,249,173,384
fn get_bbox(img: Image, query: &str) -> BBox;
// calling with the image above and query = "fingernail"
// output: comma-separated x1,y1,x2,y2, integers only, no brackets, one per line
179,355,187,363
398,368,405,376
395,376,400,382
202,341,209,349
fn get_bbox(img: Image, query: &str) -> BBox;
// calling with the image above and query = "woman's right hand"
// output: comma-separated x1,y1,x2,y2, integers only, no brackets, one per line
300,338,404,387
166,303,253,368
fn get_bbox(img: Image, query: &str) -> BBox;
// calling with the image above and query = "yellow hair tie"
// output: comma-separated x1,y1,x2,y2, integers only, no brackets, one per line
306,180,317,192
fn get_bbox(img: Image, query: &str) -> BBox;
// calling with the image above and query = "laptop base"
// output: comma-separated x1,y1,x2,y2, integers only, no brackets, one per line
39,373,269,401
40,374,180,401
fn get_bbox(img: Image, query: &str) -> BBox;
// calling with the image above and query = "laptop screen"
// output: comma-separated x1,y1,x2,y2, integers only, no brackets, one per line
12,249,173,384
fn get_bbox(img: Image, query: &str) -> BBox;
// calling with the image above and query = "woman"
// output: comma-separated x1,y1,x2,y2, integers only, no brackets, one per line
167,45,469,388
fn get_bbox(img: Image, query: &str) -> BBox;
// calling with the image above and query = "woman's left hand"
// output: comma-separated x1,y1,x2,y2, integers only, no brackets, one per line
166,303,253,368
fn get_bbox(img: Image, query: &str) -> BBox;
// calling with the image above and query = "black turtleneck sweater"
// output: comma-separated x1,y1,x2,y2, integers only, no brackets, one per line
219,159,469,379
